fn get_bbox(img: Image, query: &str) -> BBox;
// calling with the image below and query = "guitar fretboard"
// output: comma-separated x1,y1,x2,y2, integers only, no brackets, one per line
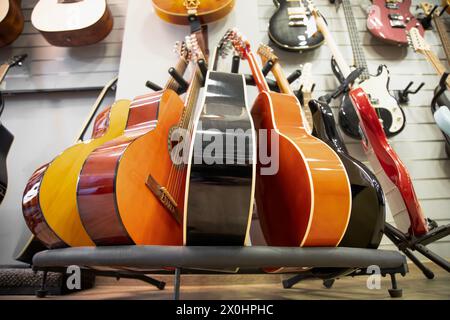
0,64,10,85
341,0,370,80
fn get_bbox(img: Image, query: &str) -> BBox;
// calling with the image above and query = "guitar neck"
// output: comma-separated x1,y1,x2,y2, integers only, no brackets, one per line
423,50,450,89
246,51,271,93
0,64,11,85
341,0,370,80
433,14,450,65
271,63,294,95
314,11,352,78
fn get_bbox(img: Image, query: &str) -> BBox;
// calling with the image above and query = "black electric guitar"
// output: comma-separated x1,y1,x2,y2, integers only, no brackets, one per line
332,0,405,139
268,0,324,51
0,54,26,205
184,33,256,246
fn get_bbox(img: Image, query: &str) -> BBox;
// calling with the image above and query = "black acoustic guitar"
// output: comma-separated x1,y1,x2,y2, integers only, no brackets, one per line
309,95,385,248
0,54,26,205
268,0,324,51
184,37,256,246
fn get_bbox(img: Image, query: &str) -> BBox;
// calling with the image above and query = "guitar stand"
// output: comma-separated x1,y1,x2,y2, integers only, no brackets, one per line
384,222,450,279
31,246,407,300
394,81,425,104
418,4,438,30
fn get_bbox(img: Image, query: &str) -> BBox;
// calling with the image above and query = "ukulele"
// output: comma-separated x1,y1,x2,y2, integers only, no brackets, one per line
184,33,256,246
333,0,405,139
152,0,235,25
419,2,450,65
229,30,352,248
77,38,201,246
31,0,113,47
0,0,23,47
0,54,26,205
314,8,429,236
268,0,324,52
22,77,131,248
366,0,425,45
259,45,385,249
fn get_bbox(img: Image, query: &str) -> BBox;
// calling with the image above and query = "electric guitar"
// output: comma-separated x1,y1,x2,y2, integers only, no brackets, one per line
0,54,26,205
314,8,429,237
152,0,235,25
259,45,385,249
334,0,405,139
229,31,352,249
184,34,256,246
77,37,201,246
268,0,324,52
31,0,113,47
419,2,450,65
22,77,131,248
366,0,425,45
0,0,23,47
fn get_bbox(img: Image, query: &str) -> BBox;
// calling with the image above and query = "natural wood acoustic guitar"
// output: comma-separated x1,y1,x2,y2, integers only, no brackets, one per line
0,0,23,47
228,30,352,248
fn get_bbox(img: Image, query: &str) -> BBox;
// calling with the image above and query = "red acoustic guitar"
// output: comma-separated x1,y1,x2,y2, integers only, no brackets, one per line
367,0,425,45
227,29,352,248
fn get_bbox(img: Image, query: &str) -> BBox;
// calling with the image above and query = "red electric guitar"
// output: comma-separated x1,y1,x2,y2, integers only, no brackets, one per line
366,0,425,45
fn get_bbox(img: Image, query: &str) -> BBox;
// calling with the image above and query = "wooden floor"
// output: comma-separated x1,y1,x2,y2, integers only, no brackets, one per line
1,263,449,300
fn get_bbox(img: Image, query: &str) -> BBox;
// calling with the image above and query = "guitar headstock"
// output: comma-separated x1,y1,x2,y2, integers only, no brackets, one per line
185,33,205,63
4,54,27,68
257,44,279,65
299,63,314,94
418,2,434,15
407,27,431,55
174,41,190,62
223,28,251,60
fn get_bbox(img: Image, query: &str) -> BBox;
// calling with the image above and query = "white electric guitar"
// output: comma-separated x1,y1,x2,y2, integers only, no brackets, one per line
31,0,113,47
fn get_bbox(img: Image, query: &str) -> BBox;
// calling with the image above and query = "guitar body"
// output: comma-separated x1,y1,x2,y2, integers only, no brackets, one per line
22,100,131,248
31,0,113,47
432,89,450,157
349,88,428,236
0,0,23,47
77,90,185,246
337,66,405,139
268,0,324,51
309,99,385,248
184,71,255,245
367,0,424,45
251,91,351,247
0,123,13,204
152,0,235,25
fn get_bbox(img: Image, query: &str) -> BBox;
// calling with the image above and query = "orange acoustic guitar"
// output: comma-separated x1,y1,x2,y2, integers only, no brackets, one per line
152,0,235,25
228,29,352,248
77,36,205,245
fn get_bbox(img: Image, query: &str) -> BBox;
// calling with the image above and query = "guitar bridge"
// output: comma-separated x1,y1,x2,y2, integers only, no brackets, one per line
146,175,181,224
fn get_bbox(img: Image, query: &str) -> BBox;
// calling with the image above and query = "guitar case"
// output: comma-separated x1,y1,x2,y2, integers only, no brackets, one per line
0,122,13,205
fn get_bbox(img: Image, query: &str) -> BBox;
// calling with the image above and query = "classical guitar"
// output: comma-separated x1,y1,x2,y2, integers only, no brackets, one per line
419,2,450,65
152,0,235,25
366,0,425,45
184,34,256,246
268,0,324,52
22,77,131,248
0,0,23,47
315,9,429,236
332,0,405,139
229,31,352,248
31,0,113,47
259,45,385,249
0,54,26,205
77,38,201,246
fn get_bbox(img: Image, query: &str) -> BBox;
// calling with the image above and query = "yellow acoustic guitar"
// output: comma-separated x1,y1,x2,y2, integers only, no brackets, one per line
22,77,131,248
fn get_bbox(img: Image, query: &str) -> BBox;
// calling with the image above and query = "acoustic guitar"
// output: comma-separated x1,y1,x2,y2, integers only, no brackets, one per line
314,8,429,236
22,77,131,248
268,0,324,52
0,0,23,47
229,30,352,248
259,45,385,249
366,0,425,45
31,0,113,47
0,54,26,205
77,37,201,246
152,0,235,25
183,34,256,246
